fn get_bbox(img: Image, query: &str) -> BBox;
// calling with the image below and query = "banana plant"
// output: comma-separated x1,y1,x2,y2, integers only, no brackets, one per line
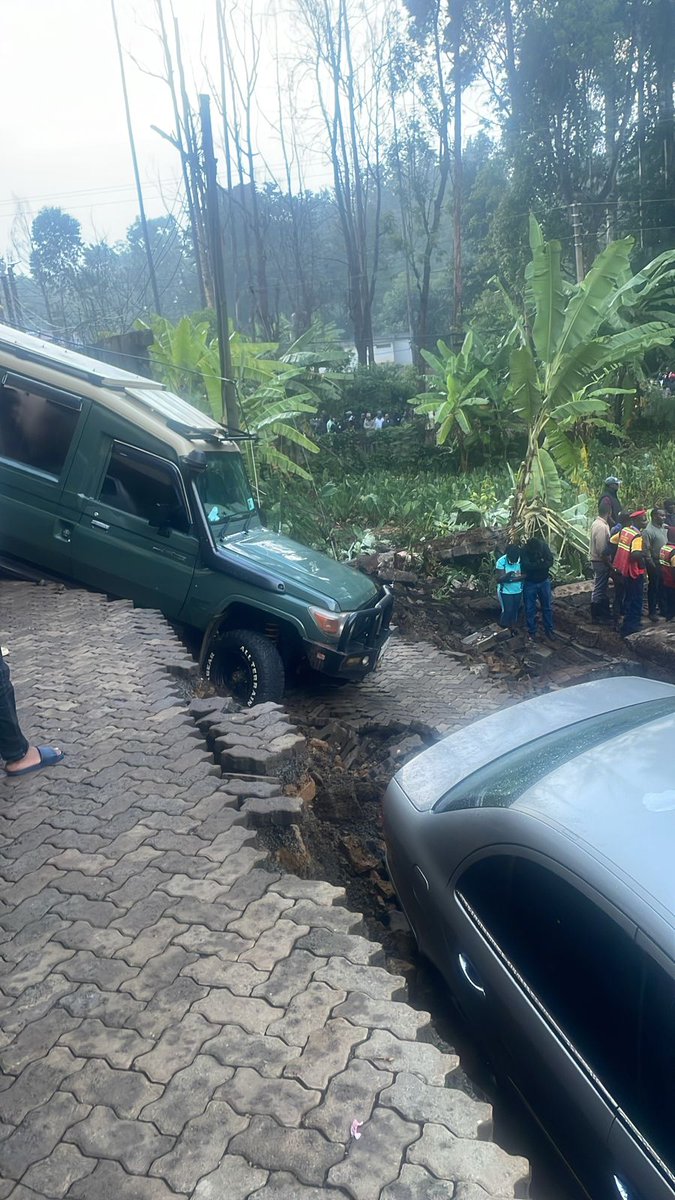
412,332,494,468
146,316,320,480
506,217,675,544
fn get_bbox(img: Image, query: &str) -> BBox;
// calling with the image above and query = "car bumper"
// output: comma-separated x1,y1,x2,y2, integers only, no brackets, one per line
305,586,394,679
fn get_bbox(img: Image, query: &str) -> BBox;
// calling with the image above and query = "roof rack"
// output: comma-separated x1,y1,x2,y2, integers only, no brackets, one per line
0,325,164,391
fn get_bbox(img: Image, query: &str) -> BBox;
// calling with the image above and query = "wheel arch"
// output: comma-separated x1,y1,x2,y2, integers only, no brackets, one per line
199,601,306,671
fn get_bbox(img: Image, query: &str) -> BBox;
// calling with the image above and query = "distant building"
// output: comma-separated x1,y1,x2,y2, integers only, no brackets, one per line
342,333,413,367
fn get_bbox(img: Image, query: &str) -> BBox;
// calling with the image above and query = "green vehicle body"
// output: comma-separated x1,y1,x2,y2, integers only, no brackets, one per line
0,325,392,703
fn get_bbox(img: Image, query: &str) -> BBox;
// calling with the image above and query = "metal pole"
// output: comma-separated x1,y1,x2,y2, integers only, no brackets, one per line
571,201,585,283
199,93,239,431
111,0,162,316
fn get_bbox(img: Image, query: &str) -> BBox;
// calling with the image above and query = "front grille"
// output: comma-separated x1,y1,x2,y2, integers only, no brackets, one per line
339,587,393,651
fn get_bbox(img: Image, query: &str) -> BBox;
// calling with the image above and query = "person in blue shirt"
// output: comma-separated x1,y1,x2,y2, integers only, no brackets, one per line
495,543,523,634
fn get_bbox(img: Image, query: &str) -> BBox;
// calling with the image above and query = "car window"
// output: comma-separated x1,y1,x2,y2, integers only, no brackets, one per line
457,856,641,1110
635,953,675,1175
99,445,190,533
435,696,675,812
0,383,81,476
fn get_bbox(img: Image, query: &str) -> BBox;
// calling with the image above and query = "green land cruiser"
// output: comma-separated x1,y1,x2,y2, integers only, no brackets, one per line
0,325,392,705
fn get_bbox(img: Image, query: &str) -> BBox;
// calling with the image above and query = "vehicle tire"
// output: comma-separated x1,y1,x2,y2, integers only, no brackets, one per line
204,629,285,707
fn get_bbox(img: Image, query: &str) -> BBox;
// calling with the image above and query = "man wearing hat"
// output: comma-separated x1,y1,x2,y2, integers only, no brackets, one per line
613,510,648,636
600,476,622,526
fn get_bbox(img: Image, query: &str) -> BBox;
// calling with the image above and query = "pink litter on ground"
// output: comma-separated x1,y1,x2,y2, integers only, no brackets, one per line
350,1119,363,1140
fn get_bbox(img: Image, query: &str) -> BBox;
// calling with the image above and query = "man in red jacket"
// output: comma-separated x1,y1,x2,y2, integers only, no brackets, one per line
613,510,648,637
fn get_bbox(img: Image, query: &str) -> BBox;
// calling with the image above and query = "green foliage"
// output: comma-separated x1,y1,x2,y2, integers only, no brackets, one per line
147,316,320,480
412,331,498,460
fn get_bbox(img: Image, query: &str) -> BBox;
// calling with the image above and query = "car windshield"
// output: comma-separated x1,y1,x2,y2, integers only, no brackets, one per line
195,451,257,534
434,696,675,813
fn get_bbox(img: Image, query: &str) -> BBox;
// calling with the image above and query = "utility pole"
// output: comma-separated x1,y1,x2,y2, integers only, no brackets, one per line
111,0,162,317
199,93,239,432
7,266,24,330
0,269,16,326
570,201,585,283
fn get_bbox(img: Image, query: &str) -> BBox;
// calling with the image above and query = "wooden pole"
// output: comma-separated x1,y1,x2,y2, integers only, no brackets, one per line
199,93,239,431
111,0,163,316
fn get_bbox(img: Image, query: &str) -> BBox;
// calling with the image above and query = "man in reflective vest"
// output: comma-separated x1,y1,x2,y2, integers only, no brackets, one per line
660,539,675,622
613,510,648,636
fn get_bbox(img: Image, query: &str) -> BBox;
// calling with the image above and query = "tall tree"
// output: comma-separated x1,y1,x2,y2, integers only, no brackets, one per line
29,207,83,334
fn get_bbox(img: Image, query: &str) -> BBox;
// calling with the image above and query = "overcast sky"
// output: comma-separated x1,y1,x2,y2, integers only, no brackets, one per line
1,0,485,267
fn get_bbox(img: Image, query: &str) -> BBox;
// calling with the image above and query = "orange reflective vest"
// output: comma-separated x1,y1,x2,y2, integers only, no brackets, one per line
613,526,645,579
660,542,675,588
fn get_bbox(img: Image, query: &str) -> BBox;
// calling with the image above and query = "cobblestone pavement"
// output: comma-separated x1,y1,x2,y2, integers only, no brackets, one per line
288,635,514,737
0,581,530,1199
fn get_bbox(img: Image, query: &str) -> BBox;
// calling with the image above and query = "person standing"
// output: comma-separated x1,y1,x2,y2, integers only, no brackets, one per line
520,536,555,641
642,507,668,620
659,539,675,621
589,500,613,623
613,510,648,637
363,412,376,430
495,544,523,634
1,654,64,776
599,476,622,525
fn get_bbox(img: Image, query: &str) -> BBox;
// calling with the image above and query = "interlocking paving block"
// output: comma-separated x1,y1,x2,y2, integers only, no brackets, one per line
208,1026,297,1077
140,1054,234,1135
252,948,319,1006
112,917,187,966
407,1124,531,1196
267,981,347,1049
0,1009,80,1075
381,1162,456,1199
133,1011,218,1082
304,1058,394,1143
355,1030,459,1086
57,985,148,1032
0,1047,83,1124
248,1172,351,1198
239,919,309,971
58,950,138,991
182,955,269,995
284,1017,368,1090
226,892,294,939
0,1090,89,1180
62,1059,163,1119
193,989,284,1033
327,1105,421,1200
20,1142,96,1198
380,1072,493,1138
191,1153,268,1199
295,928,385,966
313,957,407,1002
150,1100,247,1193
270,877,346,905
63,1104,173,1172
53,920,132,958
121,944,198,1001
241,795,305,825
218,1066,321,1124
59,1019,153,1070
1,975,77,1038
133,976,207,1039
334,993,432,1040
173,924,253,958
285,901,363,934
229,1114,343,1185
67,1158,187,1199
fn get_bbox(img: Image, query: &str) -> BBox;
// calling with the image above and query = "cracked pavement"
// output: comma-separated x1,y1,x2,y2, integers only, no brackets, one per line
0,581,530,1198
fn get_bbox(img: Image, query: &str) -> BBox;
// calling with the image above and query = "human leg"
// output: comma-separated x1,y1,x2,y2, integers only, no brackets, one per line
539,579,555,635
523,582,537,636
0,655,29,765
621,576,644,635
501,593,522,630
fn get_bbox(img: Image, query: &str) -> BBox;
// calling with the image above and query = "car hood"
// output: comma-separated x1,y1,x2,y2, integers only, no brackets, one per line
218,528,380,610
394,676,675,811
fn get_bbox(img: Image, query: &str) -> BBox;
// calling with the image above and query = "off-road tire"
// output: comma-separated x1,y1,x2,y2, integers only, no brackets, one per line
204,629,285,707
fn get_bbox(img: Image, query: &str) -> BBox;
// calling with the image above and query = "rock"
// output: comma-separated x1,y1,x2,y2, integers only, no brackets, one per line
339,834,381,875
296,778,317,803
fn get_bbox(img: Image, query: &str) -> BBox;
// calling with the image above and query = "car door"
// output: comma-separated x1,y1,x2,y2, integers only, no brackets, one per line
70,440,198,618
450,851,641,1199
607,934,675,1200
0,371,89,572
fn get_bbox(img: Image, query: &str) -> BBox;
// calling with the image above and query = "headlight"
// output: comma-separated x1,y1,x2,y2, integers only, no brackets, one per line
309,607,349,637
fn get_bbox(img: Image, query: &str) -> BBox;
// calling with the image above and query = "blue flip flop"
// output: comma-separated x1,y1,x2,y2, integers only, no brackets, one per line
5,746,65,777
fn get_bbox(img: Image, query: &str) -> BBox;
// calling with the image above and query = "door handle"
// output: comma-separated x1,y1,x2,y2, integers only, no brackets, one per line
90,519,110,531
458,953,486,995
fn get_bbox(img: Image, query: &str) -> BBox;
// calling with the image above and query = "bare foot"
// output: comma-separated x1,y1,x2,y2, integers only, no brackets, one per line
6,746,62,774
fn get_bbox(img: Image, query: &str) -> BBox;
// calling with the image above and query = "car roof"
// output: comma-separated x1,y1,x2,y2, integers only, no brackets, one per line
395,676,675,812
514,708,675,923
0,322,238,456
